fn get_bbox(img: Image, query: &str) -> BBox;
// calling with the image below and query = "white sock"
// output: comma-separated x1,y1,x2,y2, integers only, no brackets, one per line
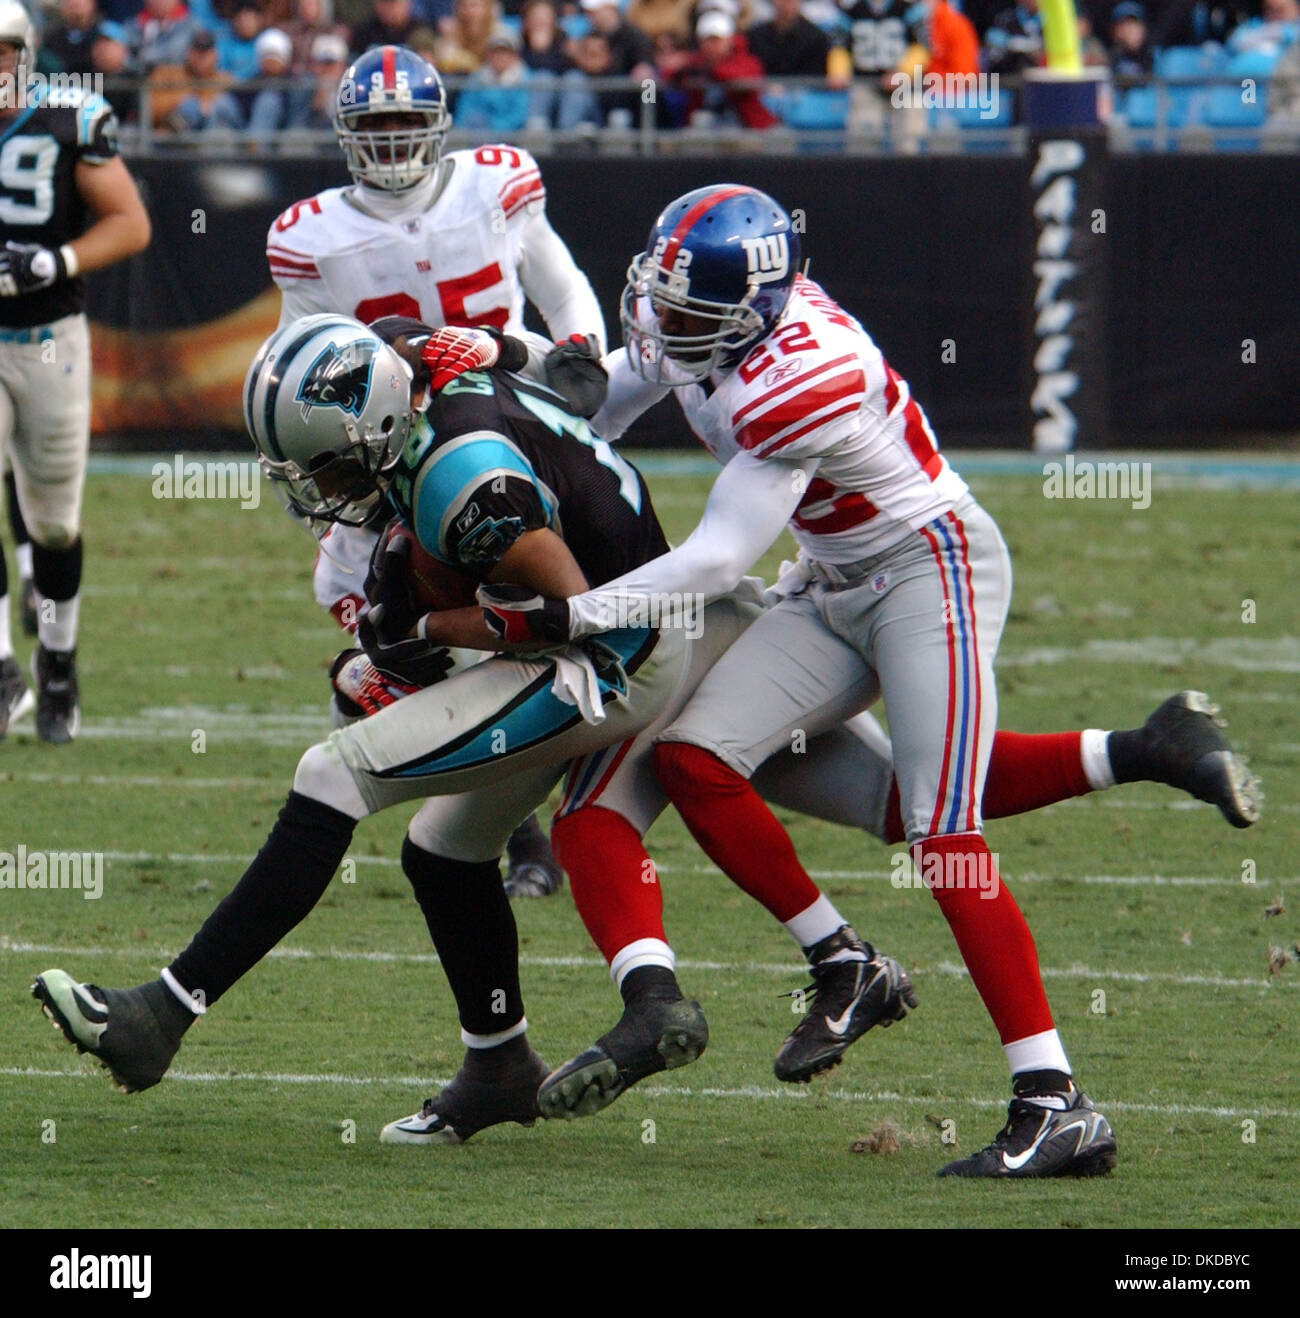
1079,728,1116,790
15,542,31,579
160,967,207,1015
610,937,675,988
0,595,11,659
783,894,855,954
461,1018,528,1049
1004,1027,1071,1079
37,592,79,652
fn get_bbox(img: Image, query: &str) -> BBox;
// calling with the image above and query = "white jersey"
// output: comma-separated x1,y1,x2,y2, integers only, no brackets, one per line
266,144,604,347
313,522,376,631
605,275,967,563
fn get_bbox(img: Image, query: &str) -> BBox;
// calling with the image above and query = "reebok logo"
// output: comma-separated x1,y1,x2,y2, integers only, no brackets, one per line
50,1249,151,1298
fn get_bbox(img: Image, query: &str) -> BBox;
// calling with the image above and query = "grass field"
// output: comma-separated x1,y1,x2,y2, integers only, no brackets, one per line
2,453,1298,1230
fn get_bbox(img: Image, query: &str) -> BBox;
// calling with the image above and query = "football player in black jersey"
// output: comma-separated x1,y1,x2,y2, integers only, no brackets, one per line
33,312,710,1144
0,1,149,742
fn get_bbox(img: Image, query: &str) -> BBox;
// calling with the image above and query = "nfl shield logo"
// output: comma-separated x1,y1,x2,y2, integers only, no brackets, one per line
871,571,888,594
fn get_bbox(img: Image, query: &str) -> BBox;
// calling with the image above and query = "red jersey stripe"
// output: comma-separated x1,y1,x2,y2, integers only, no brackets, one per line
732,353,857,426
737,370,865,452
793,491,879,533
757,399,863,459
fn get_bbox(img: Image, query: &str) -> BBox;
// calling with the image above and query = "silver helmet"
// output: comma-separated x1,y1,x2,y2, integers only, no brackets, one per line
243,314,413,525
0,0,37,71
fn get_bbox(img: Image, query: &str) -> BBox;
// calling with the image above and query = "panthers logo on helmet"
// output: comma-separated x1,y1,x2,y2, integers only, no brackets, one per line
296,340,377,420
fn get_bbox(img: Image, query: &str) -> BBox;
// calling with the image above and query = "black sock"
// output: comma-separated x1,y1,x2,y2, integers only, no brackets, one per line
401,836,524,1036
32,536,82,607
168,791,356,1006
461,1033,535,1076
4,469,27,548
1105,729,1145,784
620,965,682,1008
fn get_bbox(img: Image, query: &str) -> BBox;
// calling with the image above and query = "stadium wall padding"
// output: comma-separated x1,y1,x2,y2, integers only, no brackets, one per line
86,152,1300,448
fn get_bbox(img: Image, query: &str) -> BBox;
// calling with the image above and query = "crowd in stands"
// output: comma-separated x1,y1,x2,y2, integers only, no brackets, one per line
17,0,1300,134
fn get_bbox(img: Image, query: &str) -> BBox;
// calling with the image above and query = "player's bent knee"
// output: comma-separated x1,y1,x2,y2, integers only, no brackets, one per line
652,740,740,801
28,520,78,550
550,805,637,871
293,741,369,819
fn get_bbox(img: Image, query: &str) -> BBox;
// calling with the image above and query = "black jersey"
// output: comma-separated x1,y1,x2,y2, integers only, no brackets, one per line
387,368,669,588
837,0,923,76
0,81,119,328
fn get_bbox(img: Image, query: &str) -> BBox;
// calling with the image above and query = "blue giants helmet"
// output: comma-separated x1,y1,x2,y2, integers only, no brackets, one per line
620,185,801,385
335,45,451,191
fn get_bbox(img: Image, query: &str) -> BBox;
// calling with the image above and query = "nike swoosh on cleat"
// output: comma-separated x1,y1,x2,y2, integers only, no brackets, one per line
825,969,875,1037
1002,1115,1089,1171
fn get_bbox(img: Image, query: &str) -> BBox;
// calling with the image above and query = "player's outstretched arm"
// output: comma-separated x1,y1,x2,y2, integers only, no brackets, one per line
517,211,607,353
588,348,671,442
71,157,151,274
566,451,816,637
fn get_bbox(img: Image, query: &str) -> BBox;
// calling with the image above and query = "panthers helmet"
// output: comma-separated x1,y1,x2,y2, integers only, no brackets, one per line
620,185,801,385
335,45,451,192
0,0,37,70
243,314,414,525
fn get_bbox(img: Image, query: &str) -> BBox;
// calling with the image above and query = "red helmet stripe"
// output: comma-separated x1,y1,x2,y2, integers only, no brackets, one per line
660,185,753,273
382,44,396,90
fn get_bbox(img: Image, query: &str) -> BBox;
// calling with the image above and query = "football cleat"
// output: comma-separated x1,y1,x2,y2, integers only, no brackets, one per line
503,813,564,899
538,996,708,1120
31,970,191,1093
32,644,79,744
937,1086,1118,1179
774,925,917,1083
0,653,34,738
380,1041,551,1145
1127,690,1261,828
20,577,38,636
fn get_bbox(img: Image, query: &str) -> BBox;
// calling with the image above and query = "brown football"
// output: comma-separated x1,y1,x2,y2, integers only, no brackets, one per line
383,521,479,611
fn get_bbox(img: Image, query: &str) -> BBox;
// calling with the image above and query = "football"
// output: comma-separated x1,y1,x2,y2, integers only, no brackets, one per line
383,520,479,612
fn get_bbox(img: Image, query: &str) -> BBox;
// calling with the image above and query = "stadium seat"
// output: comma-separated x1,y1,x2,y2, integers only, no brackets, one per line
770,89,849,130
1154,44,1227,79
1224,48,1280,80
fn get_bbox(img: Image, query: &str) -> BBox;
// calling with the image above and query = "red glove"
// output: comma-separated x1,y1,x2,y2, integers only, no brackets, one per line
420,327,502,393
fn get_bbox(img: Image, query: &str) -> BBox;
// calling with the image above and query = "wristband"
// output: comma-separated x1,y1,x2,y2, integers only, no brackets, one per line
59,245,79,278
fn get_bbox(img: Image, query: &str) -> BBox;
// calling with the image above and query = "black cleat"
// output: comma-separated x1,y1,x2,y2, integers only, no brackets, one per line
1120,690,1261,828
33,645,79,744
0,653,34,738
937,1086,1117,1179
774,925,916,1083
503,813,564,898
538,995,708,1120
20,577,37,636
32,970,191,1093
380,1040,551,1145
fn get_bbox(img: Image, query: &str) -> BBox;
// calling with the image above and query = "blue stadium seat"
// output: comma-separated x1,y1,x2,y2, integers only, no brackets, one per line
1154,44,1226,79
1120,84,1198,127
770,89,849,130
1224,49,1280,80
1202,84,1268,125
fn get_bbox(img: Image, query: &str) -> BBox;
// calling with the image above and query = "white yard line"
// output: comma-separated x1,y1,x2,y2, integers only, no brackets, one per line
2,1065,1294,1121
4,936,1292,991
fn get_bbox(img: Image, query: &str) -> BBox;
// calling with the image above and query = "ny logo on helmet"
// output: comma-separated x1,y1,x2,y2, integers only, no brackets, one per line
740,233,789,284
296,340,376,420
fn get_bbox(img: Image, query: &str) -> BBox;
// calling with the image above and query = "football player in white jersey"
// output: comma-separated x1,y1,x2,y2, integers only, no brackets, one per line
483,185,1260,1176
269,43,605,895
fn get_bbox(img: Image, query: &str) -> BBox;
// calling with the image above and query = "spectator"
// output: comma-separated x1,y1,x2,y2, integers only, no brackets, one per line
520,0,596,128
127,0,199,71
1150,0,1251,50
579,0,655,80
281,0,349,72
351,0,425,54
624,0,694,44
570,29,638,123
218,4,266,79
746,0,830,78
296,30,350,123
44,0,107,77
150,27,245,130
1268,28,1300,117
99,0,152,22
455,23,532,127
247,27,308,132
983,0,1042,77
92,20,137,119
435,0,497,73
920,0,979,79
1227,0,1299,57
1108,0,1150,78
676,9,778,127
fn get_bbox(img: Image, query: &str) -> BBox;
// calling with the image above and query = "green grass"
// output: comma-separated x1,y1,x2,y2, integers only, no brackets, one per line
2,457,1298,1228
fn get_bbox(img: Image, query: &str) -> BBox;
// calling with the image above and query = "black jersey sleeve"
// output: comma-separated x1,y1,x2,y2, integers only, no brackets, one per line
75,95,121,164
410,429,555,574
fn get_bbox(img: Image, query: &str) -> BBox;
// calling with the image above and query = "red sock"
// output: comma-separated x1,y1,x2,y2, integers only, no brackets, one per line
551,806,665,965
654,742,822,923
911,833,1054,1045
883,730,1091,844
